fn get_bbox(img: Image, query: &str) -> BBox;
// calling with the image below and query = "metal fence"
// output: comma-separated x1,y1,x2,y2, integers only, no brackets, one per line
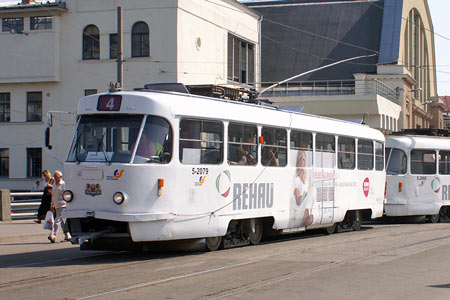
260,79,399,102
10,192,42,220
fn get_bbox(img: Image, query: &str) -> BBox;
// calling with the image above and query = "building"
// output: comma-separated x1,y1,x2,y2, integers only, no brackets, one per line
246,0,444,131
441,96,450,129
0,0,260,190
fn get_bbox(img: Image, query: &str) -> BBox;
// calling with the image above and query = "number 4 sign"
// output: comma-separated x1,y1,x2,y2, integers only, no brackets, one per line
97,95,122,111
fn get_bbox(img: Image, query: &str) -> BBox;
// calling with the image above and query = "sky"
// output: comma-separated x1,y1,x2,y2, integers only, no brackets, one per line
1,0,450,96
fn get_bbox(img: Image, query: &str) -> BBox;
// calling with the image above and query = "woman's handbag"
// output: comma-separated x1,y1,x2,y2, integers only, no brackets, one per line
43,211,54,230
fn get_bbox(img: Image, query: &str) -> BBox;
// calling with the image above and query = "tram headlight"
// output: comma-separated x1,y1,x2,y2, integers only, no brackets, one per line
113,191,128,205
63,190,73,202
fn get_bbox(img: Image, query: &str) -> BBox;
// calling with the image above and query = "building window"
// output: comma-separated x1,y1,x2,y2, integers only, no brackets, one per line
0,93,10,122
2,17,23,33
83,25,100,60
227,33,255,85
27,92,42,122
132,22,149,57
84,89,98,96
0,149,9,177
110,33,118,59
27,148,42,178
30,16,52,30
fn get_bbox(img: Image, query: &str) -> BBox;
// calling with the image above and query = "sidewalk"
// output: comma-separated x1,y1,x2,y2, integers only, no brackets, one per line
0,219,50,243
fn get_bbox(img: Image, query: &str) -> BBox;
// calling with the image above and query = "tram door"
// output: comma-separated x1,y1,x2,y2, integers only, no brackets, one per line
313,134,336,226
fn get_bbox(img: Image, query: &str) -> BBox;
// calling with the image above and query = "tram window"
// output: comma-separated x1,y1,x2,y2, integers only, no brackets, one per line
67,115,143,163
386,148,407,175
358,139,373,170
179,119,223,165
439,151,450,175
411,150,436,175
375,142,384,171
290,130,313,167
315,133,335,169
337,137,355,170
133,116,172,164
228,123,257,166
261,127,287,167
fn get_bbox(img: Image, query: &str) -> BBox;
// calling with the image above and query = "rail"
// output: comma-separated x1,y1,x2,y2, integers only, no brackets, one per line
260,79,399,102
10,192,42,220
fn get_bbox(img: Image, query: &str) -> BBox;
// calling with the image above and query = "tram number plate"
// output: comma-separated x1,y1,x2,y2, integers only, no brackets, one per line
192,168,209,175
97,95,122,111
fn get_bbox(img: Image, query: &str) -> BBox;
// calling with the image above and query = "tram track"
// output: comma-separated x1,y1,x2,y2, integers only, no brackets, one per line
1,222,450,299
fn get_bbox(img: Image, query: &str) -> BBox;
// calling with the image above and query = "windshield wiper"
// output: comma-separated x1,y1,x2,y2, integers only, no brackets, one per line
97,131,111,164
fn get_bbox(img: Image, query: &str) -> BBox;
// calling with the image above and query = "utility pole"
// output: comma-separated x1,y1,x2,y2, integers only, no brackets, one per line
117,6,123,89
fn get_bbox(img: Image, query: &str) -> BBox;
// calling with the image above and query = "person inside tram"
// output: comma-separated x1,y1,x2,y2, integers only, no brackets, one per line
230,147,248,165
262,145,279,166
135,128,164,162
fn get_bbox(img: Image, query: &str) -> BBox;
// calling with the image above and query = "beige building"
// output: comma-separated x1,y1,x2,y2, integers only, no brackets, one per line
247,0,444,132
0,0,260,190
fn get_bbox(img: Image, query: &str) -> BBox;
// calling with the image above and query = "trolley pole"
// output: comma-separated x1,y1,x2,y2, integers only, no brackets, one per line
117,6,123,89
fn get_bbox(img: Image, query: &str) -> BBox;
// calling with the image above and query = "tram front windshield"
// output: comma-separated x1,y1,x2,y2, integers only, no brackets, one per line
67,115,143,163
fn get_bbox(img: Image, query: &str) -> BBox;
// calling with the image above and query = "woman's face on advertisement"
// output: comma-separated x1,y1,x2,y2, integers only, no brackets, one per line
299,155,305,167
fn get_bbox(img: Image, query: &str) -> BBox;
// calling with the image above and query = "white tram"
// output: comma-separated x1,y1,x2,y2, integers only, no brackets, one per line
61,88,385,250
385,131,450,222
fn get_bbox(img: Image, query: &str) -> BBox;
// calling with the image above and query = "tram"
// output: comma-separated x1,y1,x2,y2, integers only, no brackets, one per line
60,87,385,250
385,130,450,222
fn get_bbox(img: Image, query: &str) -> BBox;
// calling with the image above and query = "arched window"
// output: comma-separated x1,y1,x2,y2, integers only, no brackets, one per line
83,25,100,60
132,22,149,57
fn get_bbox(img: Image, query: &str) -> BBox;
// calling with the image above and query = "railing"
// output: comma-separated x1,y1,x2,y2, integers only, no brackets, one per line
260,79,399,102
10,192,42,220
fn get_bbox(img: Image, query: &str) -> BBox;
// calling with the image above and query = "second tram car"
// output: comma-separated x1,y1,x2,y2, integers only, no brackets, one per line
385,130,450,222
61,89,386,250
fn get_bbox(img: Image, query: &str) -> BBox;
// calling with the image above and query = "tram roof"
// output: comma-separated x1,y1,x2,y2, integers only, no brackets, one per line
78,90,384,141
386,134,450,150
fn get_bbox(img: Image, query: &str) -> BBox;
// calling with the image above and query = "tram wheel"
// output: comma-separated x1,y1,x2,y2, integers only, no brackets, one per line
324,223,337,235
246,219,263,245
427,214,440,224
351,210,362,231
205,236,223,251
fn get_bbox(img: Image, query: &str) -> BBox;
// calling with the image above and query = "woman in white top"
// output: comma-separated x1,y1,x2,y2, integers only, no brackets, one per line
292,150,314,227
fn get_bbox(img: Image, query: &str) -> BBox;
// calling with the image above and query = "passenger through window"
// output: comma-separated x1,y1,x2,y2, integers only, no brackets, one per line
261,127,287,167
133,116,172,164
228,123,257,166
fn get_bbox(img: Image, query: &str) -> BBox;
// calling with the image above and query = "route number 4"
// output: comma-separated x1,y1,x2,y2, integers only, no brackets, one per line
106,97,115,110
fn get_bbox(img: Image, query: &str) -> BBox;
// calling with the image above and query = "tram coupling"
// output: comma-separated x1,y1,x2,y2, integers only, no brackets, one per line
71,229,112,247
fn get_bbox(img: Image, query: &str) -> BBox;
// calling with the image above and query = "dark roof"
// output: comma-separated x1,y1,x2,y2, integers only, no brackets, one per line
247,0,385,83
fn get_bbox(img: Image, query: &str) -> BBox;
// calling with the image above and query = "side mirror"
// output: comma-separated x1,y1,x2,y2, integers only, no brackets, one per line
45,127,53,150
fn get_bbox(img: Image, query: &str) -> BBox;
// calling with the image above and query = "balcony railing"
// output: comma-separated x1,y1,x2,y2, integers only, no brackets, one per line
260,79,399,102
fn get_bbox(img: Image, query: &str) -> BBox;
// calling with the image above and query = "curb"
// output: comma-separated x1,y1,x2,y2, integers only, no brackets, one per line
0,233,50,243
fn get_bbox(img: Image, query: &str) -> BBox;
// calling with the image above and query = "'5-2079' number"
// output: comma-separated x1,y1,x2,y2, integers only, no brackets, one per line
192,168,208,175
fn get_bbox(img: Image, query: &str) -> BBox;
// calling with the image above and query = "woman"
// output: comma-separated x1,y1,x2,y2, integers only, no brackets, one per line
292,151,313,227
35,170,55,223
